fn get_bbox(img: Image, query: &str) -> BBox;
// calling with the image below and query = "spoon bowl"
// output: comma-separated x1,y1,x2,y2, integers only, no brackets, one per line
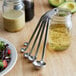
28,56,36,62
20,48,25,53
33,60,46,69
24,42,28,46
24,53,29,58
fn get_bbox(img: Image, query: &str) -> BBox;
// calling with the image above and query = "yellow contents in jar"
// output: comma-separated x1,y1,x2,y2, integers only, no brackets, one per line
3,9,25,32
48,24,71,51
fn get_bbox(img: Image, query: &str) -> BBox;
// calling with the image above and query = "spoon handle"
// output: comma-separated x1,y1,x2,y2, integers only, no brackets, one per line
29,18,47,55
34,19,46,58
24,16,44,51
41,18,50,60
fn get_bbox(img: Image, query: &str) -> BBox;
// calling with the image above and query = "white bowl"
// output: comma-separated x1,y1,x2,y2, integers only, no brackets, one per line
0,37,18,76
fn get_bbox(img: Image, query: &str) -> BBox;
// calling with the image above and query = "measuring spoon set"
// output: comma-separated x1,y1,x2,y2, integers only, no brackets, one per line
20,8,59,69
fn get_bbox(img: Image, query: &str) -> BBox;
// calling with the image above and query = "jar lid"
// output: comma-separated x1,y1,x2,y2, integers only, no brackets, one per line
3,0,23,4
23,0,33,2
56,8,71,17
6,0,22,2
3,0,24,10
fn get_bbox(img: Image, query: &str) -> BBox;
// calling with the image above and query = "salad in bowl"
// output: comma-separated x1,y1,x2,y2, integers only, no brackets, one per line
0,38,17,76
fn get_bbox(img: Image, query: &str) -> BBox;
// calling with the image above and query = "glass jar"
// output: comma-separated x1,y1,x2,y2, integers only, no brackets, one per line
23,0,34,22
47,8,72,51
2,0,25,32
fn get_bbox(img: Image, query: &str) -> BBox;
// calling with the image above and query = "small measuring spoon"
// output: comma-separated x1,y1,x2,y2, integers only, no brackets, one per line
20,16,44,53
24,18,46,58
28,19,46,62
33,18,49,69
